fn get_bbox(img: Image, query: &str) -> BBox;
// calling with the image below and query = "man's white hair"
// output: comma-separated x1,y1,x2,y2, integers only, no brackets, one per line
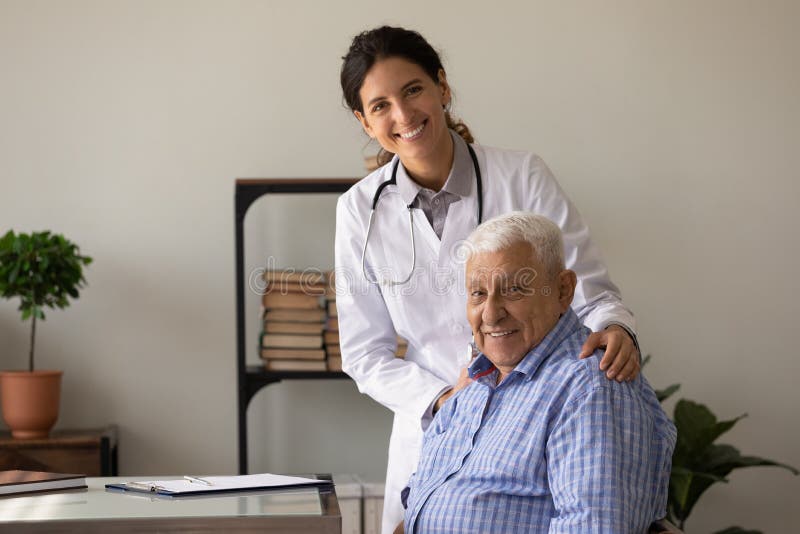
465,212,565,277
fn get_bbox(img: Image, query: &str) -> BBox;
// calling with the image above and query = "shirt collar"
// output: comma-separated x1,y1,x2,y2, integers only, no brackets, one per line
394,130,474,205
468,308,583,384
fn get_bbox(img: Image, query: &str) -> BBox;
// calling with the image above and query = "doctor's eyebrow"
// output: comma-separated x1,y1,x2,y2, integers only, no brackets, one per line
366,79,424,108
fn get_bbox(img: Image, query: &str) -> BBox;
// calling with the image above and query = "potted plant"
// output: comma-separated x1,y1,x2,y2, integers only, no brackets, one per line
646,356,798,533
0,230,92,438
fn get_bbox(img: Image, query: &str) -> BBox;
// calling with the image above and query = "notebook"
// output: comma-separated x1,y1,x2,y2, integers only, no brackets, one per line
105,473,331,496
0,470,87,496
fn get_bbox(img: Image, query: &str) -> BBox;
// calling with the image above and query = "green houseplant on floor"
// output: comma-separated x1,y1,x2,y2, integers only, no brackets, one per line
0,230,92,438
647,356,798,533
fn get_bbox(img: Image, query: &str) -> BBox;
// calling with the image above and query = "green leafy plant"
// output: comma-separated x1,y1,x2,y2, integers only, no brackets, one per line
0,230,92,372
646,356,798,533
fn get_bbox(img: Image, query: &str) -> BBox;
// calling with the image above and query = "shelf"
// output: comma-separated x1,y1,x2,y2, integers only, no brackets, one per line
243,366,349,404
235,178,359,474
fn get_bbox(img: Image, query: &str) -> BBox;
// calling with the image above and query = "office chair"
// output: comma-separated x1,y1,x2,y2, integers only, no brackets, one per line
649,518,684,533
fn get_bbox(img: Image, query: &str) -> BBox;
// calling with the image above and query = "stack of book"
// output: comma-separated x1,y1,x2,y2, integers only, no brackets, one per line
260,271,327,371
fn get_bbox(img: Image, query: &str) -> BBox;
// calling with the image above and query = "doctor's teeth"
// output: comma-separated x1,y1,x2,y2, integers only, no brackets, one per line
400,123,425,139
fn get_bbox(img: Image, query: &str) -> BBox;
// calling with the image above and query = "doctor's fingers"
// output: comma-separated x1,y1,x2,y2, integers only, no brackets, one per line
599,332,624,375
603,334,638,380
616,353,641,382
578,331,605,359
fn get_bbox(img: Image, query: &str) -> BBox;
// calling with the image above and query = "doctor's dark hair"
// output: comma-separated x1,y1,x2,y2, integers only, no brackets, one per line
341,26,474,166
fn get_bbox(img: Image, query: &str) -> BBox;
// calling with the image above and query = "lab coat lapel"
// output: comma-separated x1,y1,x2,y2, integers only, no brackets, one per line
411,209,441,257
439,191,479,268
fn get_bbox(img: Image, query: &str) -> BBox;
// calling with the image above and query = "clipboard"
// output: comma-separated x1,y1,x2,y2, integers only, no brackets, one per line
105,473,331,497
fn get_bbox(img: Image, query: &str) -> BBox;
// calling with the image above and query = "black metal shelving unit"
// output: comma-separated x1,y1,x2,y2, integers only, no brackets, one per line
235,178,358,474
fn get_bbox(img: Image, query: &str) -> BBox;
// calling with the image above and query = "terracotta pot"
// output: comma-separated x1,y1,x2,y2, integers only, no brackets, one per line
0,370,63,439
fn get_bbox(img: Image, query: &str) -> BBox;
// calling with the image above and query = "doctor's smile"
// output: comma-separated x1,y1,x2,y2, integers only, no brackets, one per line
396,120,426,141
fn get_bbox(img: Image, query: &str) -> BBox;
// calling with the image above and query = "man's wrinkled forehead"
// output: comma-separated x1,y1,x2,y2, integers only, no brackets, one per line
466,243,543,285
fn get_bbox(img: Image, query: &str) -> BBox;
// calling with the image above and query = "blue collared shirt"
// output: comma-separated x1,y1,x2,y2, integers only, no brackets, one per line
404,309,676,533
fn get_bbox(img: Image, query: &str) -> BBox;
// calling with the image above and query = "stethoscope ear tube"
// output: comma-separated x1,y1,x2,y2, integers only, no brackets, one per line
467,144,483,224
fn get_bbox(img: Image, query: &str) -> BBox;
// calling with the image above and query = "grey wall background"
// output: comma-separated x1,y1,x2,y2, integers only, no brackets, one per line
1,1,798,531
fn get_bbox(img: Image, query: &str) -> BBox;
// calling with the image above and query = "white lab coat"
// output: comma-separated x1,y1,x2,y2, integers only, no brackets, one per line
334,133,635,534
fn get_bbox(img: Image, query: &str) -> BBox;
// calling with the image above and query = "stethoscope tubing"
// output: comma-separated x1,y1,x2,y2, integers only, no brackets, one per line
361,144,483,285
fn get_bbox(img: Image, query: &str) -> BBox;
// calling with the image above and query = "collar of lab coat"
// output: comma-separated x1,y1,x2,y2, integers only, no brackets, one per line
394,130,474,205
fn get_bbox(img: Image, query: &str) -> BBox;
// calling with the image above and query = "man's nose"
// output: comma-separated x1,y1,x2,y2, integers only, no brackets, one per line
482,294,506,325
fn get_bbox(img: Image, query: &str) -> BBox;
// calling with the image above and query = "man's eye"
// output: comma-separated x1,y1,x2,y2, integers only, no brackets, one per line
406,85,422,96
504,286,525,298
371,102,386,113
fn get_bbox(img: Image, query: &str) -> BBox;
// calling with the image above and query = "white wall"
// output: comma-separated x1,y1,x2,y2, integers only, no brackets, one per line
1,1,798,531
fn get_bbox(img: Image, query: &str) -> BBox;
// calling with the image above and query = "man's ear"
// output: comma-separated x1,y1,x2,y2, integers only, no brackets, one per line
437,69,452,108
354,110,375,138
556,269,577,312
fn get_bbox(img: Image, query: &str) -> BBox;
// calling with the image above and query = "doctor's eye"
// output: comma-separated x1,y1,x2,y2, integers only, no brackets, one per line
405,85,423,97
371,101,387,114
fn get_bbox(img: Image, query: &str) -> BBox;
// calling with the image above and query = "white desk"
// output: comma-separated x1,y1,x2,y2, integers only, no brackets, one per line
0,476,341,533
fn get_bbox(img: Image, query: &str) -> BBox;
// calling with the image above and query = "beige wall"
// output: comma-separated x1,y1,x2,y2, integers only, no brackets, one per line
1,1,798,531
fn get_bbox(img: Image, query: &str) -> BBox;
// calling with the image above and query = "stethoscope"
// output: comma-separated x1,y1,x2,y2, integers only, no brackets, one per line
361,144,483,285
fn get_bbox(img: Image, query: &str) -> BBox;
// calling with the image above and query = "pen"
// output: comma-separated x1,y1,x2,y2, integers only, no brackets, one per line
184,475,213,486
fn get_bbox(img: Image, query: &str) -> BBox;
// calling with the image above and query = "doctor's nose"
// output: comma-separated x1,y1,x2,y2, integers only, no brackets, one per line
392,100,416,125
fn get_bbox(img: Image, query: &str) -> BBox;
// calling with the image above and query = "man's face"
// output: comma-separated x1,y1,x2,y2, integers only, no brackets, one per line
466,242,576,376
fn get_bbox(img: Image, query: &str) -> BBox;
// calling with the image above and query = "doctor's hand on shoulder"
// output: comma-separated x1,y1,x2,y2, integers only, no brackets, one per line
579,325,640,382
433,366,473,414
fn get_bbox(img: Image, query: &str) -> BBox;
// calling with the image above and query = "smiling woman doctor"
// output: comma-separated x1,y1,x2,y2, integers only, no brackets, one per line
334,26,640,534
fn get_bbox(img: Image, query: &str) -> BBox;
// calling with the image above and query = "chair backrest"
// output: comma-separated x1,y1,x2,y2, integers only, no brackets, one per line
649,518,684,534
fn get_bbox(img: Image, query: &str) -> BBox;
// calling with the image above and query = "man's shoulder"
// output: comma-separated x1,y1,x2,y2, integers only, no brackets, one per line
544,340,670,434
540,326,646,407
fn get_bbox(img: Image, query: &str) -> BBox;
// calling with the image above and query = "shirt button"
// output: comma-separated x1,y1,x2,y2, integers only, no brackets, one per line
433,198,440,205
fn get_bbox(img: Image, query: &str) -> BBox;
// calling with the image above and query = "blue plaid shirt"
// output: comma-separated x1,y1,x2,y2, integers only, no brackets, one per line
404,309,676,533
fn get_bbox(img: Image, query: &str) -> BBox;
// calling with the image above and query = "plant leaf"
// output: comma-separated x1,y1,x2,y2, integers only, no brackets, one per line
701,444,799,477
673,399,745,466
670,466,728,522
656,383,680,403
668,466,727,521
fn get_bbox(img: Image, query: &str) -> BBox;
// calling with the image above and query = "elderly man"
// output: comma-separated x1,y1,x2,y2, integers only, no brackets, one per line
402,212,676,533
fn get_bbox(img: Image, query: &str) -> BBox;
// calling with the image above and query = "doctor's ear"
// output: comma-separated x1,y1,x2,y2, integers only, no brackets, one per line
354,110,375,138
437,69,452,107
